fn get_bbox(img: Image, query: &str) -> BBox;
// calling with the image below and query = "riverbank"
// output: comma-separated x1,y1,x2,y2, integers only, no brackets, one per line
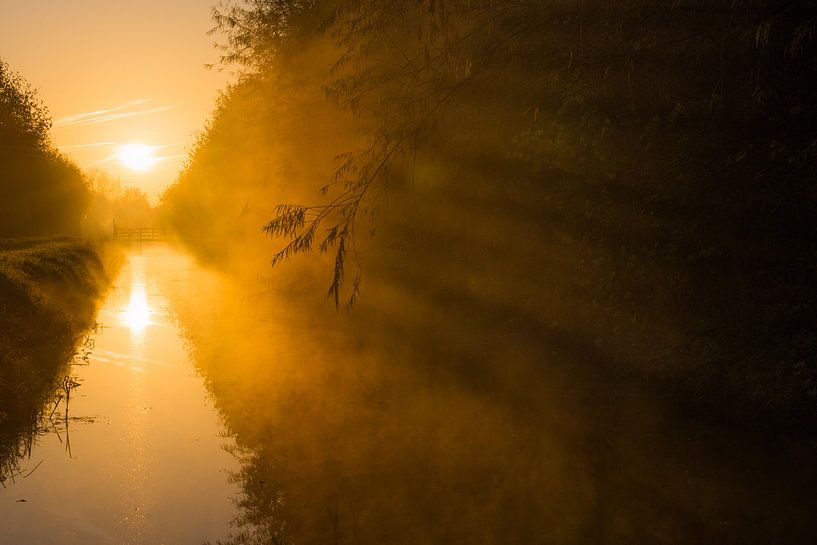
0,237,120,479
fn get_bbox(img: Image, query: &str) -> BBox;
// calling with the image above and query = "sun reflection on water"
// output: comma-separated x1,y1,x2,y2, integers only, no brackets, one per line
122,284,151,337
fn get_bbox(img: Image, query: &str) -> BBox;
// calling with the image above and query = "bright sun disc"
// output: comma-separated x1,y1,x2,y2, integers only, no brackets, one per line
117,143,157,171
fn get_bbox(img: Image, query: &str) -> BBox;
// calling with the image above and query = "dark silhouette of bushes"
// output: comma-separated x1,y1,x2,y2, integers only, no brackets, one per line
1,58,89,237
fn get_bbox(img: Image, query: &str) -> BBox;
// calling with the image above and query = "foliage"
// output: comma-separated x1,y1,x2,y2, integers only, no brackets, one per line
0,58,89,237
160,79,286,263
199,0,817,308
0,59,50,150
208,0,320,73
162,0,817,414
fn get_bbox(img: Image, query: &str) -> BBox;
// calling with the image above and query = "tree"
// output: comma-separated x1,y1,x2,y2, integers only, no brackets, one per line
205,0,817,311
0,58,51,150
0,58,89,237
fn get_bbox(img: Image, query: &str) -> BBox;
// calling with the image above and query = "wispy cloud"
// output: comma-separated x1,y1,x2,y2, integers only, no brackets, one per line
59,141,187,151
55,100,148,125
54,100,178,127
58,141,120,149
89,151,187,168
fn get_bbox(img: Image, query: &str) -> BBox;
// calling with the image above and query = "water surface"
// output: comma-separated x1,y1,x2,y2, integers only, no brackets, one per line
0,246,241,544
3,243,817,545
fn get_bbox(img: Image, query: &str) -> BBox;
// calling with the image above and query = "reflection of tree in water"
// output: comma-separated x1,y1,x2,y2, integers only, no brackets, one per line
176,275,817,545
0,405,43,488
0,334,96,487
209,444,294,545
1,241,111,486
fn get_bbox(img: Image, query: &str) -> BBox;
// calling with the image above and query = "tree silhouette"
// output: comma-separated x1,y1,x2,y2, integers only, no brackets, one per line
1,58,89,237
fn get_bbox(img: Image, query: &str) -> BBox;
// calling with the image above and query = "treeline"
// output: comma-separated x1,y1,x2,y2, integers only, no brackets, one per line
1,58,158,238
162,1,817,416
0,59,88,237
84,169,157,237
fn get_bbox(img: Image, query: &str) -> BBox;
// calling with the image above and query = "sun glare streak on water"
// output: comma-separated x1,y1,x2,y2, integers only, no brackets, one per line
122,284,150,337
121,256,151,342
118,255,151,540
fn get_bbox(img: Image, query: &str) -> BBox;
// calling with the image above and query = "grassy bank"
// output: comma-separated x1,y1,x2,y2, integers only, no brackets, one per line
0,237,119,480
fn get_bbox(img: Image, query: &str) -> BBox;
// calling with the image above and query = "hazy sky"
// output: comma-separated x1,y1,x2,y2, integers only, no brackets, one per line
0,0,233,201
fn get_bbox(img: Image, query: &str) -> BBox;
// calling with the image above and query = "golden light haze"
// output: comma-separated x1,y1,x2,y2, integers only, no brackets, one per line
0,0,232,202
117,143,159,172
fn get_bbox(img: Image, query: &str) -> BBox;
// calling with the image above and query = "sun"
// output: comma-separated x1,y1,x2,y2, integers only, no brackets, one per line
117,143,158,171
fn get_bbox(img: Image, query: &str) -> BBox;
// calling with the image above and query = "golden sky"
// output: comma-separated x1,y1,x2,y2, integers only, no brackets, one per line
0,0,232,202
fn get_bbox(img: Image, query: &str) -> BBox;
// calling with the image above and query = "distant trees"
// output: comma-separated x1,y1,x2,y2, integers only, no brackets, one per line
0,58,89,237
83,170,155,237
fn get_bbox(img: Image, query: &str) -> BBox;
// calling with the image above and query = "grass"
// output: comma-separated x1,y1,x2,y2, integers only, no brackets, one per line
0,236,119,482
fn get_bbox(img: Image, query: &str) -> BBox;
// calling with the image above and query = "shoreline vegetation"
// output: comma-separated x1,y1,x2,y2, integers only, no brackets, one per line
2,56,142,481
160,1,816,432
0,237,119,482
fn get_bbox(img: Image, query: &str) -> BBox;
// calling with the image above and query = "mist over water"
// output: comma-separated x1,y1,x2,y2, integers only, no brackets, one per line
160,246,817,545
2,242,816,544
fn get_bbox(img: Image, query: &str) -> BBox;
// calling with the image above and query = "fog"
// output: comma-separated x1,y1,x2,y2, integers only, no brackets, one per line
162,0,817,412
154,3,817,541
157,246,817,544
3,1,817,543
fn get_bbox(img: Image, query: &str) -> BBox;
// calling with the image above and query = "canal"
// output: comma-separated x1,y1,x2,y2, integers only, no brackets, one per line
2,243,817,544
0,245,241,544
